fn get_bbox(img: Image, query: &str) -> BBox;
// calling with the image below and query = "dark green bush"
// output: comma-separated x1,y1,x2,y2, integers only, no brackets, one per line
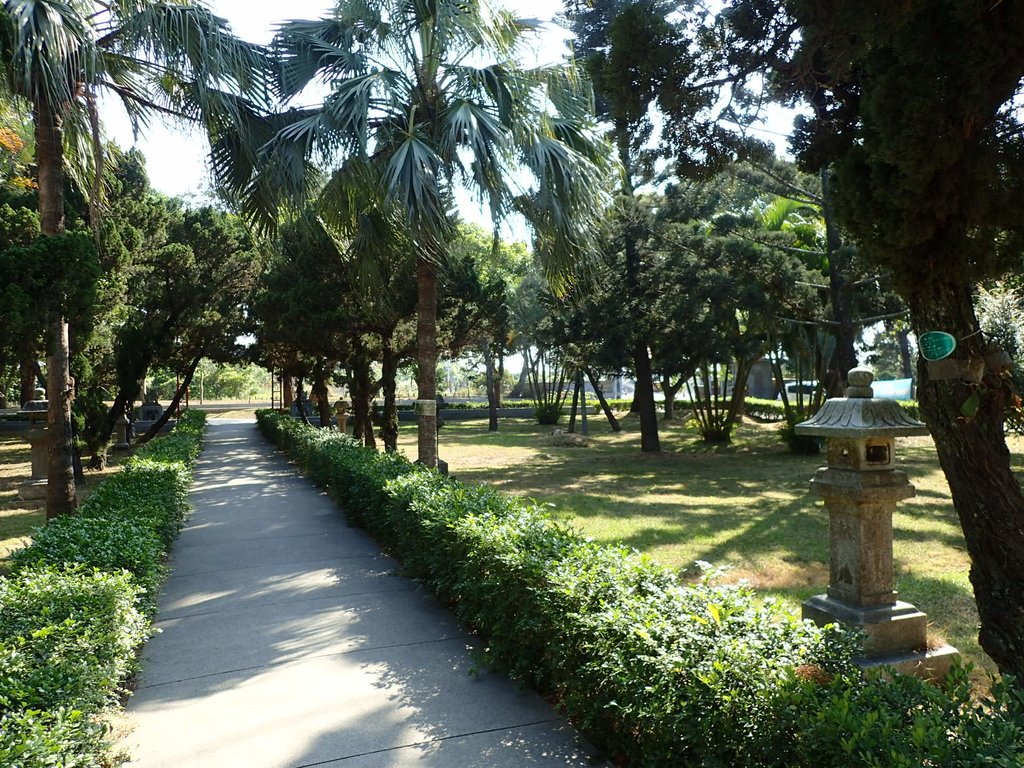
11,516,166,610
789,664,1024,767
11,410,204,609
534,402,562,424
0,567,146,712
255,410,1024,767
778,421,823,455
0,409,206,767
745,397,787,421
0,707,107,768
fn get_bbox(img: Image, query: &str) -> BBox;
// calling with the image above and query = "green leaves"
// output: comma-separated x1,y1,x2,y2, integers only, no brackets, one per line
0,410,206,765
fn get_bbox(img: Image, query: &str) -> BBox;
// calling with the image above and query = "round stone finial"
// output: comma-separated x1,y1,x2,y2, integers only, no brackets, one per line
845,367,874,398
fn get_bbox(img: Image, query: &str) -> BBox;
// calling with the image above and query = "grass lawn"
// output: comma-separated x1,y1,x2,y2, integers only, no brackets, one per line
397,411,1013,680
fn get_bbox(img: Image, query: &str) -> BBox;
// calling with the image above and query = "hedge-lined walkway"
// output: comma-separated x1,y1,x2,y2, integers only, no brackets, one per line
122,421,600,768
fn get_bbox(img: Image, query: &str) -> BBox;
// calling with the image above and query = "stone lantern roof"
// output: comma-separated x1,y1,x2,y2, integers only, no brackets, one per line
795,367,929,439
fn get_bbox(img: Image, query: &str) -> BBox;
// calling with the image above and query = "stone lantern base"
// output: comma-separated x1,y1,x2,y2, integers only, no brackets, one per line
18,479,48,501
803,594,960,681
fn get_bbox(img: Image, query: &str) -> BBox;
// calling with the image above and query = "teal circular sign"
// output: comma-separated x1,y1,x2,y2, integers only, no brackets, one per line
919,331,957,361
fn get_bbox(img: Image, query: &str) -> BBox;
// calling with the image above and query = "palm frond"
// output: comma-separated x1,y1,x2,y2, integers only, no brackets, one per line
383,127,446,238
4,0,100,107
274,17,371,101
109,2,272,108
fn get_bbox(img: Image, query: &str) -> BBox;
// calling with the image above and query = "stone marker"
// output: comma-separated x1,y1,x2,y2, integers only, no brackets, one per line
795,367,959,680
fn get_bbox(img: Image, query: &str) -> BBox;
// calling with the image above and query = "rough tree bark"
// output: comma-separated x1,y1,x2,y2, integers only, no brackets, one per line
906,274,1024,677
415,257,439,467
380,343,399,452
484,340,498,432
36,96,76,519
820,171,858,398
618,130,660,453
19,359,39,406
311,362,332,429
350,345,376,450
586,368,621,432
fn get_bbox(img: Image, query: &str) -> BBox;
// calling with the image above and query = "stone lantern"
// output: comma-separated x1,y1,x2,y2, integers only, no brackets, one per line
113,411,131,450
795,367,959,679
333,400,350,433
18,423,49,501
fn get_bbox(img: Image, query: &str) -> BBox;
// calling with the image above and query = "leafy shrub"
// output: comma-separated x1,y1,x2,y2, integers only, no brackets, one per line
255,410,1024,767
745,397,787,421
534,402,562,424
11,516,166,611
0,409,206,767
0,708,107,768
0,567,146,712
778,421,823,455
789,664,1024,767
10,410,204,610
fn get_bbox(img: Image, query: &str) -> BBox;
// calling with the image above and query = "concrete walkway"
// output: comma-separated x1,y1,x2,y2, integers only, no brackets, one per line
121,421,601,768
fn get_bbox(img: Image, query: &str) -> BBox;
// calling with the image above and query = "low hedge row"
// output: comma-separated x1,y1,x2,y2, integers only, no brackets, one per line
256,411,1023,766
0,410,206,767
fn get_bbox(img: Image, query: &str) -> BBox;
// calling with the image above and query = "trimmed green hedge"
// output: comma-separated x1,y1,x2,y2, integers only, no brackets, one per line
257,411,1024,766
0,410,206,767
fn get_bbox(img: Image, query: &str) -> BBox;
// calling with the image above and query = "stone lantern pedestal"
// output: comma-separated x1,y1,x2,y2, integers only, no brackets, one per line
796,368,959,680
334,400,350,433
113,412,131,450
18,423,49,501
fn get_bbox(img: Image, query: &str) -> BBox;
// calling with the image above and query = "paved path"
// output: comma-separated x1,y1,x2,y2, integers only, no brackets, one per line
122,421,601,768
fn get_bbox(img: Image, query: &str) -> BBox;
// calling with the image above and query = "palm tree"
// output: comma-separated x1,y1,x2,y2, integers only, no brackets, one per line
212,0,612,467
0,0,269,516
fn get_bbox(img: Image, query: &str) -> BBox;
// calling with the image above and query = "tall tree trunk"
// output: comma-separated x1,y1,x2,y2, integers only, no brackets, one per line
19,358,39,406
631,347,660,450
283,375,294,408
381,342,399,453
661,373,690,421
822,169,858,398
898,325,914,380
497,347,505,408
311,361,332,429
586,368,621,432
508,351,532,399
36,96,76,519
578,368,588,436
907,275,1024,678
416,257,439,467
351,345,376,450
91,389,133,468
616,125,660,452
295,377,310,427
484,340,498,432
137,354,201,445
568,372,580,432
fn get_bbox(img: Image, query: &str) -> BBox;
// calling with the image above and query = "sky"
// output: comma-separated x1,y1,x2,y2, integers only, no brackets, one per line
104,0,797,223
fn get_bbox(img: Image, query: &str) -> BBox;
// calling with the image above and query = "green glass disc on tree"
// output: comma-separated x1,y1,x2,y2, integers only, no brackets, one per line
920,331,957,361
